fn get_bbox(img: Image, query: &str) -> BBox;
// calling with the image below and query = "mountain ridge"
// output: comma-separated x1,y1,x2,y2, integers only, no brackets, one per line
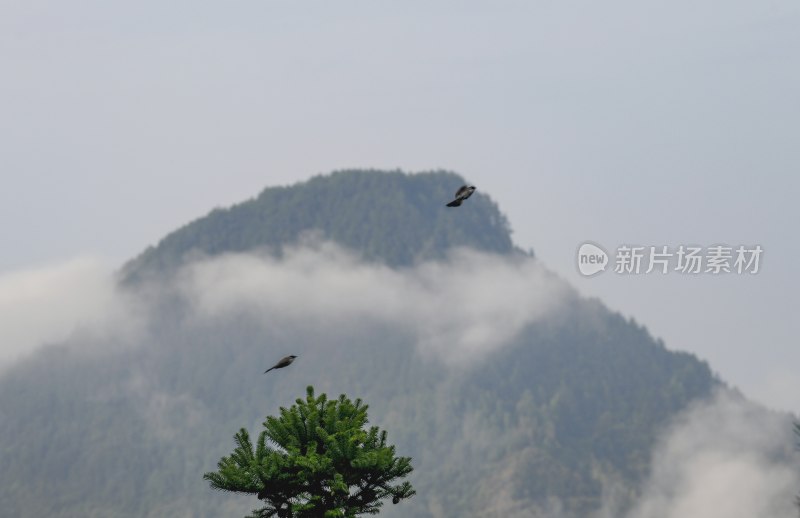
121,169,521,284
0,169,740,517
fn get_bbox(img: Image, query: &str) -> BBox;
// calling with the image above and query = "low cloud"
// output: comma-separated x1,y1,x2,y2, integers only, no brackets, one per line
463,390,800,518
0,256,137,366
0,243,568,370
177,242,570,366
624,390,799,518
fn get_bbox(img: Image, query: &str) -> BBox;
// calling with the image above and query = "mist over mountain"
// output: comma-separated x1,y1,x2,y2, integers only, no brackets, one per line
0,170,795,518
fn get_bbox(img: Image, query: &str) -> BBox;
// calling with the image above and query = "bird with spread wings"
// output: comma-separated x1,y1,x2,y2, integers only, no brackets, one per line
446,185,476,207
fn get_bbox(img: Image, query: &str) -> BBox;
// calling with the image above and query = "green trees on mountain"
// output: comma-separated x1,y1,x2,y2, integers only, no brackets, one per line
122,170,517,283
204,386,414,517
0,171,728,516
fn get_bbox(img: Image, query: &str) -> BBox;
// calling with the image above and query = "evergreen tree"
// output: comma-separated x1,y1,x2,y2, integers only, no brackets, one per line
204,386,415,517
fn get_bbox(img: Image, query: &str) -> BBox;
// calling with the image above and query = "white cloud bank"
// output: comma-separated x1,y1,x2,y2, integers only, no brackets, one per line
0,257,130,366
478,391,800,518
624,390,799,518
0,243,570,368
177,242,571,366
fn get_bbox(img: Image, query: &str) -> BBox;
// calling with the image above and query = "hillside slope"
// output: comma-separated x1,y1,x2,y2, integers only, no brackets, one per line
0,170,722,517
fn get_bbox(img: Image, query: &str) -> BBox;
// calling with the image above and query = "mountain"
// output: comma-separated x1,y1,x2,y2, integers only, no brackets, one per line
121,169,518,283
0,170,731,517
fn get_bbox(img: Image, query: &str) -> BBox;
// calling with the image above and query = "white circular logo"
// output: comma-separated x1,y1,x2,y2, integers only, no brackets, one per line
577,242,608,277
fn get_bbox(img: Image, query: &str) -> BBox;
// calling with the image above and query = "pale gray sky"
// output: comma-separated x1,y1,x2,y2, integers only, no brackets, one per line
1,1,798,409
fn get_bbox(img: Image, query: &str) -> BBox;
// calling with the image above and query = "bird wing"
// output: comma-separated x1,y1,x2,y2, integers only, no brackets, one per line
454,185,469,198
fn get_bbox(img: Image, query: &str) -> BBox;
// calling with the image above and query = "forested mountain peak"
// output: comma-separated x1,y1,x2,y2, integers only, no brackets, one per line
122,170,518,283
1,170,766,518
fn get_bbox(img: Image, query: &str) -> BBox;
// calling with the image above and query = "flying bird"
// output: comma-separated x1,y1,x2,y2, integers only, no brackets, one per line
264,355,297,373
446,185,476,207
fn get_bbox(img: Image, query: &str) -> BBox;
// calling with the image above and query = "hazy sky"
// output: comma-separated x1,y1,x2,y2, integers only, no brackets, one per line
1,1,798,410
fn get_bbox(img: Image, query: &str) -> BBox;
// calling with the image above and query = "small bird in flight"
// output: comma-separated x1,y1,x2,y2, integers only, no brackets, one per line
264,355,298,373
446,185,476,207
